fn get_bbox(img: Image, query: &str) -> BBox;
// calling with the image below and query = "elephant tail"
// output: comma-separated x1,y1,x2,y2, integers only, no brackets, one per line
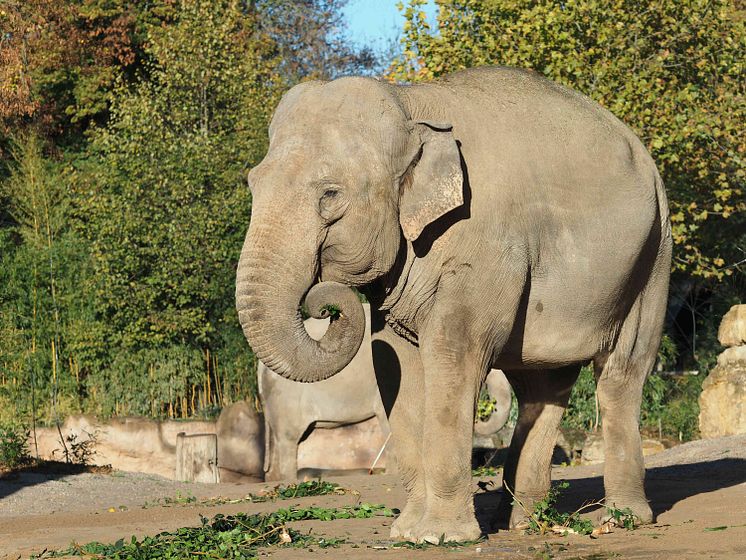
653,169,671,244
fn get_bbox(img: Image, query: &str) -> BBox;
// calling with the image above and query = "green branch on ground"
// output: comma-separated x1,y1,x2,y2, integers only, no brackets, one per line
506,481,639,537
39,503,396,559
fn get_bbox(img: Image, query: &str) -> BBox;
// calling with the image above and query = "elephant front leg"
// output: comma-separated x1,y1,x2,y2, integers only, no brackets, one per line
372,322,426,540
407,316,486,544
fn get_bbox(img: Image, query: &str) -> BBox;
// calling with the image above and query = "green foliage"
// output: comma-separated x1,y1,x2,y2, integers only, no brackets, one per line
147,480,347,508
476,389,497,422
45,504,394,558
268,480,344,500
606,505,638,530
321,304,342,319
71,0,280,418
472,465,500,477
641,372,705,441
560,336,702,441
0,134,95,424
563,366,598,432
84,0,275,351
395,0,745,280
514,481,595,536
61,431,97,466
0,0,382,425
0,422,31,469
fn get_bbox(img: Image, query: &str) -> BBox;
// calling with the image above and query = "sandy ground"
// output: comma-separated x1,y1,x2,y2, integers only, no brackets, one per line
2,435,746,559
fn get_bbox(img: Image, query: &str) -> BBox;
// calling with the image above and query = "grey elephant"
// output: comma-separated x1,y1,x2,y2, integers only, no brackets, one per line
236,66,671,543
259,303,512,480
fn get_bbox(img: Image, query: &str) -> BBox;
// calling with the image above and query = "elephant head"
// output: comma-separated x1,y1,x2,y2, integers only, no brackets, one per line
236,78,464,382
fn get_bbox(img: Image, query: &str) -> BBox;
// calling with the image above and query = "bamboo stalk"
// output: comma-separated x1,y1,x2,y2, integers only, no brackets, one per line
206,349,212,406
213,353,223,407
51,339,56,384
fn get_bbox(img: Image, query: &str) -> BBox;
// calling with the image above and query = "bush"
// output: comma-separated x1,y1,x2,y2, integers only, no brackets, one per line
0,423,31,469
563,366,597,432
641,373,704,441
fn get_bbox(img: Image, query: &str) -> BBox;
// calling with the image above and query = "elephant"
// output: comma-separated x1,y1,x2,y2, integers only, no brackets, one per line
259,302,513,480
236,66,671,543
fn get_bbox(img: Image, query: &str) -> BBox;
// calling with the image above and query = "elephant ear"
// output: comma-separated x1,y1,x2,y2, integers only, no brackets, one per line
399,121,464,242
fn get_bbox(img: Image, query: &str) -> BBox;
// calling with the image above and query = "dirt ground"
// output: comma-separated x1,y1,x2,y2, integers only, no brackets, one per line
2,434,746,559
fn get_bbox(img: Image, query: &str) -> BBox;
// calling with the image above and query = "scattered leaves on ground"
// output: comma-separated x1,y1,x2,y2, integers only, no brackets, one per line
37,503,395,559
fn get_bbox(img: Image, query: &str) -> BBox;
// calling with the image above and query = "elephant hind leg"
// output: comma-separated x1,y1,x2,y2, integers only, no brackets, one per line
595,270,669,525
497,365,581,529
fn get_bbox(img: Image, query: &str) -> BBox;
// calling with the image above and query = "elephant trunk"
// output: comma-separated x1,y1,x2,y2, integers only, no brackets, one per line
235,220,365,383
474,370,512,436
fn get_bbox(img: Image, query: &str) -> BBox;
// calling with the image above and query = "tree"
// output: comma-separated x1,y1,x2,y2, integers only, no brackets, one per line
1,0,382,420
80,0,278,381
255,0,377,80
0,134,96,424
0,0,150,144
393,0,745,281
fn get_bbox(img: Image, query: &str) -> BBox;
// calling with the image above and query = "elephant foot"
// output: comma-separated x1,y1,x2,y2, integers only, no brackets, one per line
407,513,482,544
389,501,424,540
600,496,653,526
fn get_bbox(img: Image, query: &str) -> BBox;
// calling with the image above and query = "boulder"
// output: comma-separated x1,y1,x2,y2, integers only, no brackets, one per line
717,345,746,367
718,304,746,347
699,355,746,439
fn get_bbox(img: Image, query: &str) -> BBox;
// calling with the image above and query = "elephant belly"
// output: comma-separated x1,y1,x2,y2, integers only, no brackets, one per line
498,320,608,369
494,280,626,370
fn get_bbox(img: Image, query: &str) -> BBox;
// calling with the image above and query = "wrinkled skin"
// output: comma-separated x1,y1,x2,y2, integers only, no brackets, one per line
236,67,671,543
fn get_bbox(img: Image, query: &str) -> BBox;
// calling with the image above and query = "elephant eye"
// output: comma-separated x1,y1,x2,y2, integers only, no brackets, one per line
318,187,347,221
321,188,339,201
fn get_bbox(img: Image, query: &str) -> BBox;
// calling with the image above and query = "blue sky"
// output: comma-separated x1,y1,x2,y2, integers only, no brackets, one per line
342,0,437,51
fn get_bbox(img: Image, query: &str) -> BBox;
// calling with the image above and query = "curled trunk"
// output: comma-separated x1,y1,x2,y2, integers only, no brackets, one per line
235,224,365,383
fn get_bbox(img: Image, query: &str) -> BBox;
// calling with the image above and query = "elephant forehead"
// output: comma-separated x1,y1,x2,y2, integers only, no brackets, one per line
271,113,396,158
271,81,409,150
302,78,404,122
260,125,390,180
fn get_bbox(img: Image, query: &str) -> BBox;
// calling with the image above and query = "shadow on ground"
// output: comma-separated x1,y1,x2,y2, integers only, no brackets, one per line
0,461,110,501
474,457,746,535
